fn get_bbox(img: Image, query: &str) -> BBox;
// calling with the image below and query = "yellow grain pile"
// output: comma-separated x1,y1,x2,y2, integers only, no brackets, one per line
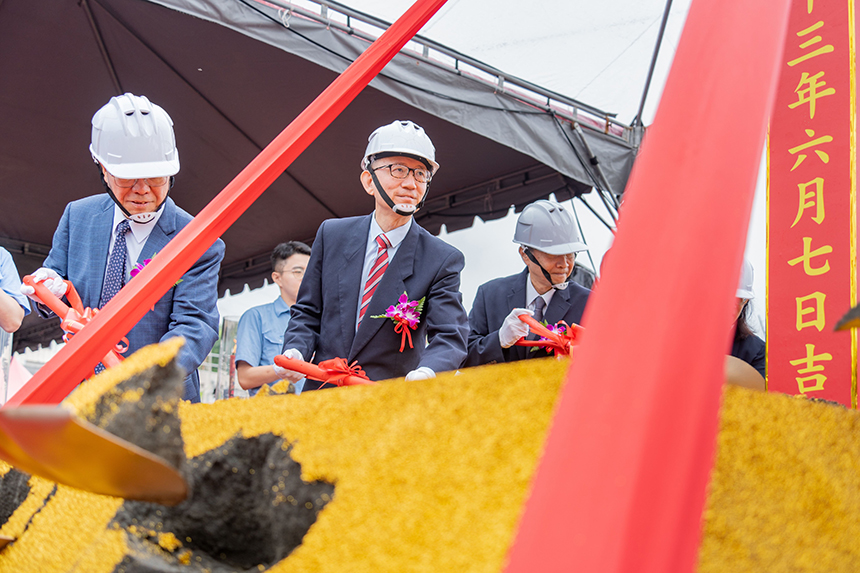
1,339,860,572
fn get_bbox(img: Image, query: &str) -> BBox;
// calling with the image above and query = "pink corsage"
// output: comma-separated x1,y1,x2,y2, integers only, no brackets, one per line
131,255,183,286
130,255,182,312
371,292,425,352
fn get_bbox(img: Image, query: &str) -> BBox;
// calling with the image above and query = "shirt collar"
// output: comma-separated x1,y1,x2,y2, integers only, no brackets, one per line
525,273,554,309
369,212,412,248
273,296,291,315
112,204,164,243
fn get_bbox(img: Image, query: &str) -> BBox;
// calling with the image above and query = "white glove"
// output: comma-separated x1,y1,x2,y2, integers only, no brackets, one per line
273,348,304,382
20,267,68,301
405,366,435,381
499,308,534,348
499,308,533,348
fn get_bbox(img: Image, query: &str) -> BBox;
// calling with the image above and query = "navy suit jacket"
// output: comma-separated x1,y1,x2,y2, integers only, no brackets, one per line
42,195,224,402
282,214,469,388
465,268,591,366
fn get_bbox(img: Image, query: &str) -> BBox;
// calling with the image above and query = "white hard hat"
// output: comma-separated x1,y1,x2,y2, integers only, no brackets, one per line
737,259,755,299
90,93,179,179
361,120,439,173
513,200,588,255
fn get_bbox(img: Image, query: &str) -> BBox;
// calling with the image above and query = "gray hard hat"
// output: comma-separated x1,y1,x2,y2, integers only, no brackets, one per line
513,200,588,255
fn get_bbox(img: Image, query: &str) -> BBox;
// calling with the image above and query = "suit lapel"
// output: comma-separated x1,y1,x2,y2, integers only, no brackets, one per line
139,199,177,263
544,286,572,325
83,199,115,307
338,215,373,353
349,220,417,360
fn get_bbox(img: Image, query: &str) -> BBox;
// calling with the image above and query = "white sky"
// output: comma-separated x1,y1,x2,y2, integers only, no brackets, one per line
217,0,768,332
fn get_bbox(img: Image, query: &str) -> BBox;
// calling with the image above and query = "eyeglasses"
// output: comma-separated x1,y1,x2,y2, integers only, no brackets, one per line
276,268,305,279
371,163,432,183
110,175,170,188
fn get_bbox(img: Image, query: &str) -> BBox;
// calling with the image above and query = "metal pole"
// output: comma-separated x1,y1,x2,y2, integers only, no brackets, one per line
632,0,674,127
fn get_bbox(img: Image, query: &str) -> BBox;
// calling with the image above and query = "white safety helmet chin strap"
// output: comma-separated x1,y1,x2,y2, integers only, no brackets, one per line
361,120,439,216
98,165,172,224
522,247,572,291
367,152,432,216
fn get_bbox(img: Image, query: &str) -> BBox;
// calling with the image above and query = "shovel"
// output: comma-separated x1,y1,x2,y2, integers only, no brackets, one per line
0,406,187,506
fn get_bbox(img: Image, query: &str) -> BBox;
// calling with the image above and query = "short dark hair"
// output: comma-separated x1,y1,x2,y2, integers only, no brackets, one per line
271,241,311,271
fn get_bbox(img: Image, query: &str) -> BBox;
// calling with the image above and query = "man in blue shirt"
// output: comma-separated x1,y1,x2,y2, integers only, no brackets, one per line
0,247,29,333
235,241,311,395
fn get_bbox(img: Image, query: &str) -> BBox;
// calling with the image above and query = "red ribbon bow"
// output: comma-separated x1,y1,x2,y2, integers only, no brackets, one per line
515,314,585,358
22,276,129,375
317,358,371,386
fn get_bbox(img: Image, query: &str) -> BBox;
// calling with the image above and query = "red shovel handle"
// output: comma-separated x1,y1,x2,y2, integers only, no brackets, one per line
274,355,377,387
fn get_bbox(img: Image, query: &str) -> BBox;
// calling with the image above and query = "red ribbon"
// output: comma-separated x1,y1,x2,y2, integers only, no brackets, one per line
514,314,585,358
274,355,376,387
317,358,371,386
393,319,414,352
22,276,128,374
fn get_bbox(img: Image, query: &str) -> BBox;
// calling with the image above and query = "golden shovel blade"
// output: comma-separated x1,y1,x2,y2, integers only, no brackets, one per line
0,406,187,506
0,535,12,550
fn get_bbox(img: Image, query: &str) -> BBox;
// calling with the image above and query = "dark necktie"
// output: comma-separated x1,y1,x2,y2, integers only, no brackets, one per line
95,219,130,373
100,219,131,308
527,296,547,343
533,296,546,323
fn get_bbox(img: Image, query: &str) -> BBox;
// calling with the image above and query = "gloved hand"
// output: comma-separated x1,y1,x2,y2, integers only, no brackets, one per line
499,308,533,348
405,366,435,381
20,267,68,302
273,348,304,382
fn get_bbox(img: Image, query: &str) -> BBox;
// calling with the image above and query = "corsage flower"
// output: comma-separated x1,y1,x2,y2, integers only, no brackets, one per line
372,292,425,352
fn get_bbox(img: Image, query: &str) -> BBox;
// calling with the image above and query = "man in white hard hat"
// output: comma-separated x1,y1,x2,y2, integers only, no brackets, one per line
465,199,591,366
277,120,469,387
23,93,224,402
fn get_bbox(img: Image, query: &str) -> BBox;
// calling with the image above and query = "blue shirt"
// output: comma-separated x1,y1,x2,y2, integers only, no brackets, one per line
235,297,303,395
0,247,30,316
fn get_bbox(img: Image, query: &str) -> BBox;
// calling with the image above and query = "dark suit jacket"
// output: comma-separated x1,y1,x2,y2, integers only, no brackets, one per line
731,332,766,380
282,214,468,388
42,195,224,402
465,268,591,366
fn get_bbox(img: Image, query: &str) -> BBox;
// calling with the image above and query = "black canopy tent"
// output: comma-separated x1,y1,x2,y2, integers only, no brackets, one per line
0,0,638,351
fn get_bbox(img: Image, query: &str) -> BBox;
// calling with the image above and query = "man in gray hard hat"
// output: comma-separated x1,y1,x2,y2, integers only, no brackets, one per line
465,199,591,366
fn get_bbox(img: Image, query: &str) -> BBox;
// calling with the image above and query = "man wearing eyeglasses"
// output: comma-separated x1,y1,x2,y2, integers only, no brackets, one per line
277,120,468,387
235,241,311,395
23,93,224,402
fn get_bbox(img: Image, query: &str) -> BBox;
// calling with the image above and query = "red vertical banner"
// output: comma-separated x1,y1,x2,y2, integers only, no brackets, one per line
768,0,857,406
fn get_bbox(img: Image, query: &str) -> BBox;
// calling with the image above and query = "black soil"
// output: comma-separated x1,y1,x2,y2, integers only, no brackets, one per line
0,468,30,526
111,433,334,573
84,357,186,474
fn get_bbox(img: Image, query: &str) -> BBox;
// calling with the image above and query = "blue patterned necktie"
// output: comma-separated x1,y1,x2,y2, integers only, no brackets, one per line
95,219,130,374
100,219,131,308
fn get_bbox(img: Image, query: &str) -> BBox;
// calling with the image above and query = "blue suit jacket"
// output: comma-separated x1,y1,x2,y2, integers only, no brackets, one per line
282,214,469,388
465,268,591,366
42,195,224,402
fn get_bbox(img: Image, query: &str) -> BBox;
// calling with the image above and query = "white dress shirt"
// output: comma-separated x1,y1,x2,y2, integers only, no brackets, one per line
104,205,164,286
355,213,413,329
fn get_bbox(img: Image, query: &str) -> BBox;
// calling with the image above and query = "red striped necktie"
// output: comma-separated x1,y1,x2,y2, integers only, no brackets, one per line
358,233,392,326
